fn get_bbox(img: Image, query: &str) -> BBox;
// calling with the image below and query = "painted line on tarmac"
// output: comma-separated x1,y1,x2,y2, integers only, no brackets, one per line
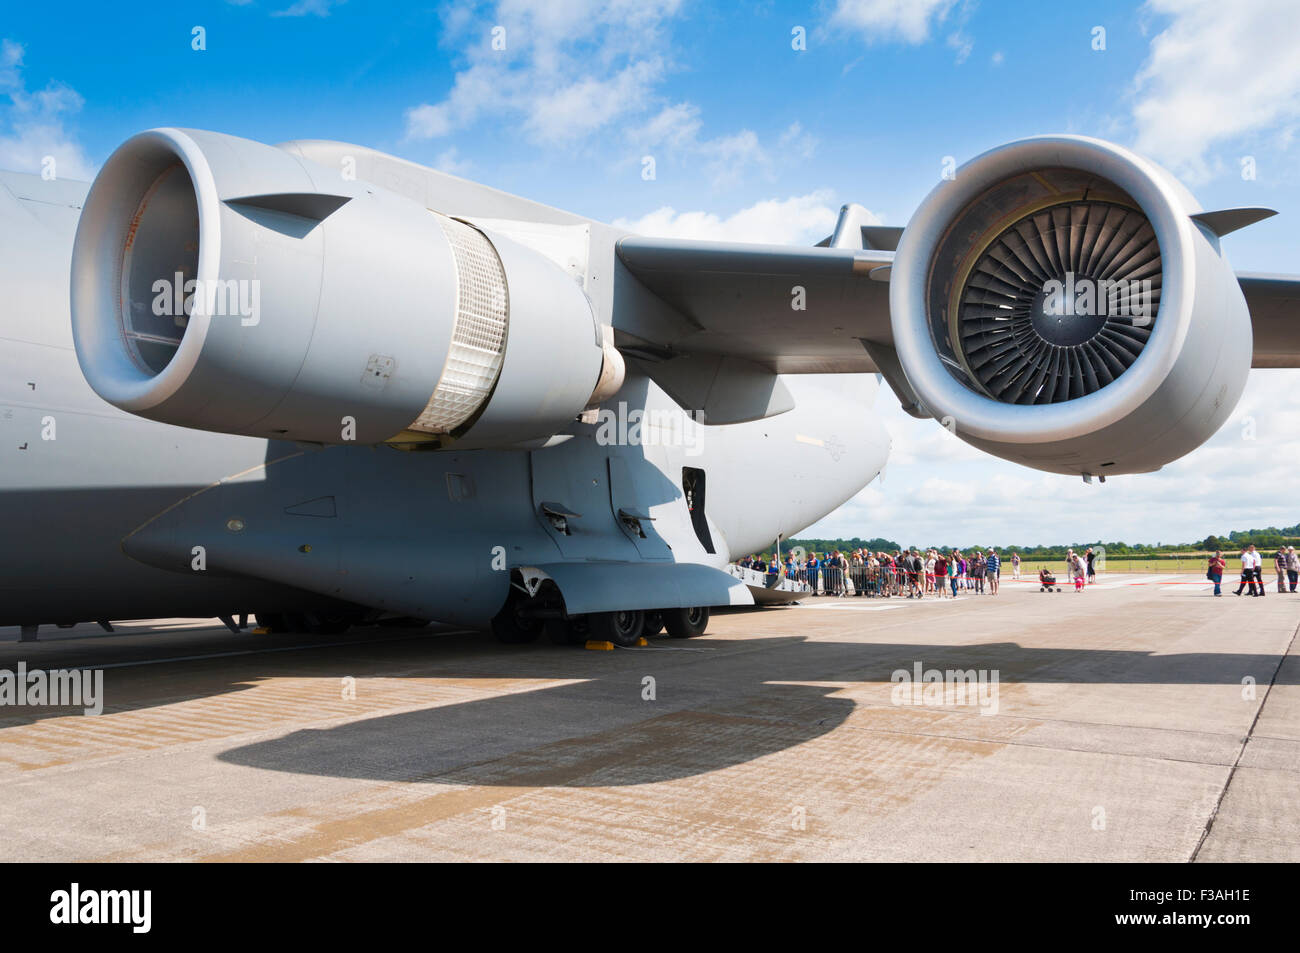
1087,574,1172,588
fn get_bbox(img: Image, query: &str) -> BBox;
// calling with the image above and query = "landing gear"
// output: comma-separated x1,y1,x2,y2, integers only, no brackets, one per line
545,617,587,645
663,606,709,639
490,590,542,644
255,611,287,632
587,609,645,648
490,569,707,648
641,610,665,638
254,609,357,634
298,610,353,634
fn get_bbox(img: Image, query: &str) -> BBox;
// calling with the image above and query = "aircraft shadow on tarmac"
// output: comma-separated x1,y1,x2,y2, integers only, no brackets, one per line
209,627,1297,788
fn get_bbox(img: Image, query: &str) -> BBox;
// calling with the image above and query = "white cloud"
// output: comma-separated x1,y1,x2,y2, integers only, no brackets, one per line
1132,0,1300,182
626,110,815,190
402,1,808,190
830,0,958,44
612,190,848,245
946,30,973,64
806,367,1300,547
0,39,93,181
403,0,681,148
696,129,766,189
525,58,664,145
273,0,346,17
777,121,818,160
638,101,700,149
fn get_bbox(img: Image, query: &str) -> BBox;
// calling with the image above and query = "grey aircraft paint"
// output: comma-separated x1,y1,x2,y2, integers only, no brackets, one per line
3,126,1297,634
0,167,886,629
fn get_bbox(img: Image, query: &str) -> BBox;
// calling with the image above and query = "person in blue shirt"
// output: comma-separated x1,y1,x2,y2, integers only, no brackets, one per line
806,552,821,594
985,548,1001,595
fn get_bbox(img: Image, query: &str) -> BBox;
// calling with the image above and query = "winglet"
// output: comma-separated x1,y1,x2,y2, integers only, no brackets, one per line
1191,207,1277,237
829,204,902,251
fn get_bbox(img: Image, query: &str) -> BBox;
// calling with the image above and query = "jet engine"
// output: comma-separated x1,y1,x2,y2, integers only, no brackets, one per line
70,127,622,447
889,136,1252,476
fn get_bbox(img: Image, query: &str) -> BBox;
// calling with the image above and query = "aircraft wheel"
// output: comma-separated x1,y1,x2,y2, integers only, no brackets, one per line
587,610,644,648
254,612,287,632
300,610,353,634
545,618,585,645
490,596,542,644
664,606,710,639
261,610,353,635
641,610,665,638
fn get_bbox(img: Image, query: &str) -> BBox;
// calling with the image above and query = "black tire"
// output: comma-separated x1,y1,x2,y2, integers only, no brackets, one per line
641,610,665,638
260,610,354,635
545,618,584,645
664,606,710,639
587,610,645,647
300,610,353,635
254,612,287,632
490,599,542,644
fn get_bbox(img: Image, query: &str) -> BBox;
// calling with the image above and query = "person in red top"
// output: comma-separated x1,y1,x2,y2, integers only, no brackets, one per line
1207,550,1226,597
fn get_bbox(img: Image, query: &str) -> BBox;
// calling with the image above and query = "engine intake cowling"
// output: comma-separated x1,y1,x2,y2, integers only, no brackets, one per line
70,127,617,446
889,135,1251,476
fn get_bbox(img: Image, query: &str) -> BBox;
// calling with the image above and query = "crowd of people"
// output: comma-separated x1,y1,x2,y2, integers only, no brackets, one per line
737,543,1294,600
738,547,1036,598
1208,544,1300,597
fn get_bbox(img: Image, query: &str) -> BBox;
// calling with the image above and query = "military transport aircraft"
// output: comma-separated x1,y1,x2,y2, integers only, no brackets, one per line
2,128,1296,646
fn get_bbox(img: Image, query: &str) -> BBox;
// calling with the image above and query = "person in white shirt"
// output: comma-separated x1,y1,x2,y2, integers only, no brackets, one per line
1235,545,1263,597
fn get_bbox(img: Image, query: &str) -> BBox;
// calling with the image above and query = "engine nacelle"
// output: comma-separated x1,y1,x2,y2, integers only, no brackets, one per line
71,128,620,446
890,135,1251,476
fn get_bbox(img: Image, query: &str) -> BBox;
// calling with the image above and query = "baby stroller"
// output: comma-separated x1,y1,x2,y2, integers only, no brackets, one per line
1039,567,1061,592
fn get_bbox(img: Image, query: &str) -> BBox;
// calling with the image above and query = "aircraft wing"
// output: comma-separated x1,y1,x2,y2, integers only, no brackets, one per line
615,237,895,375
617,237,1300,376
1238,273,1300,367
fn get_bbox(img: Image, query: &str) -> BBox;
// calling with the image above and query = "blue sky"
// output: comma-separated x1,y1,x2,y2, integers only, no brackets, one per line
3,0,1298,546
